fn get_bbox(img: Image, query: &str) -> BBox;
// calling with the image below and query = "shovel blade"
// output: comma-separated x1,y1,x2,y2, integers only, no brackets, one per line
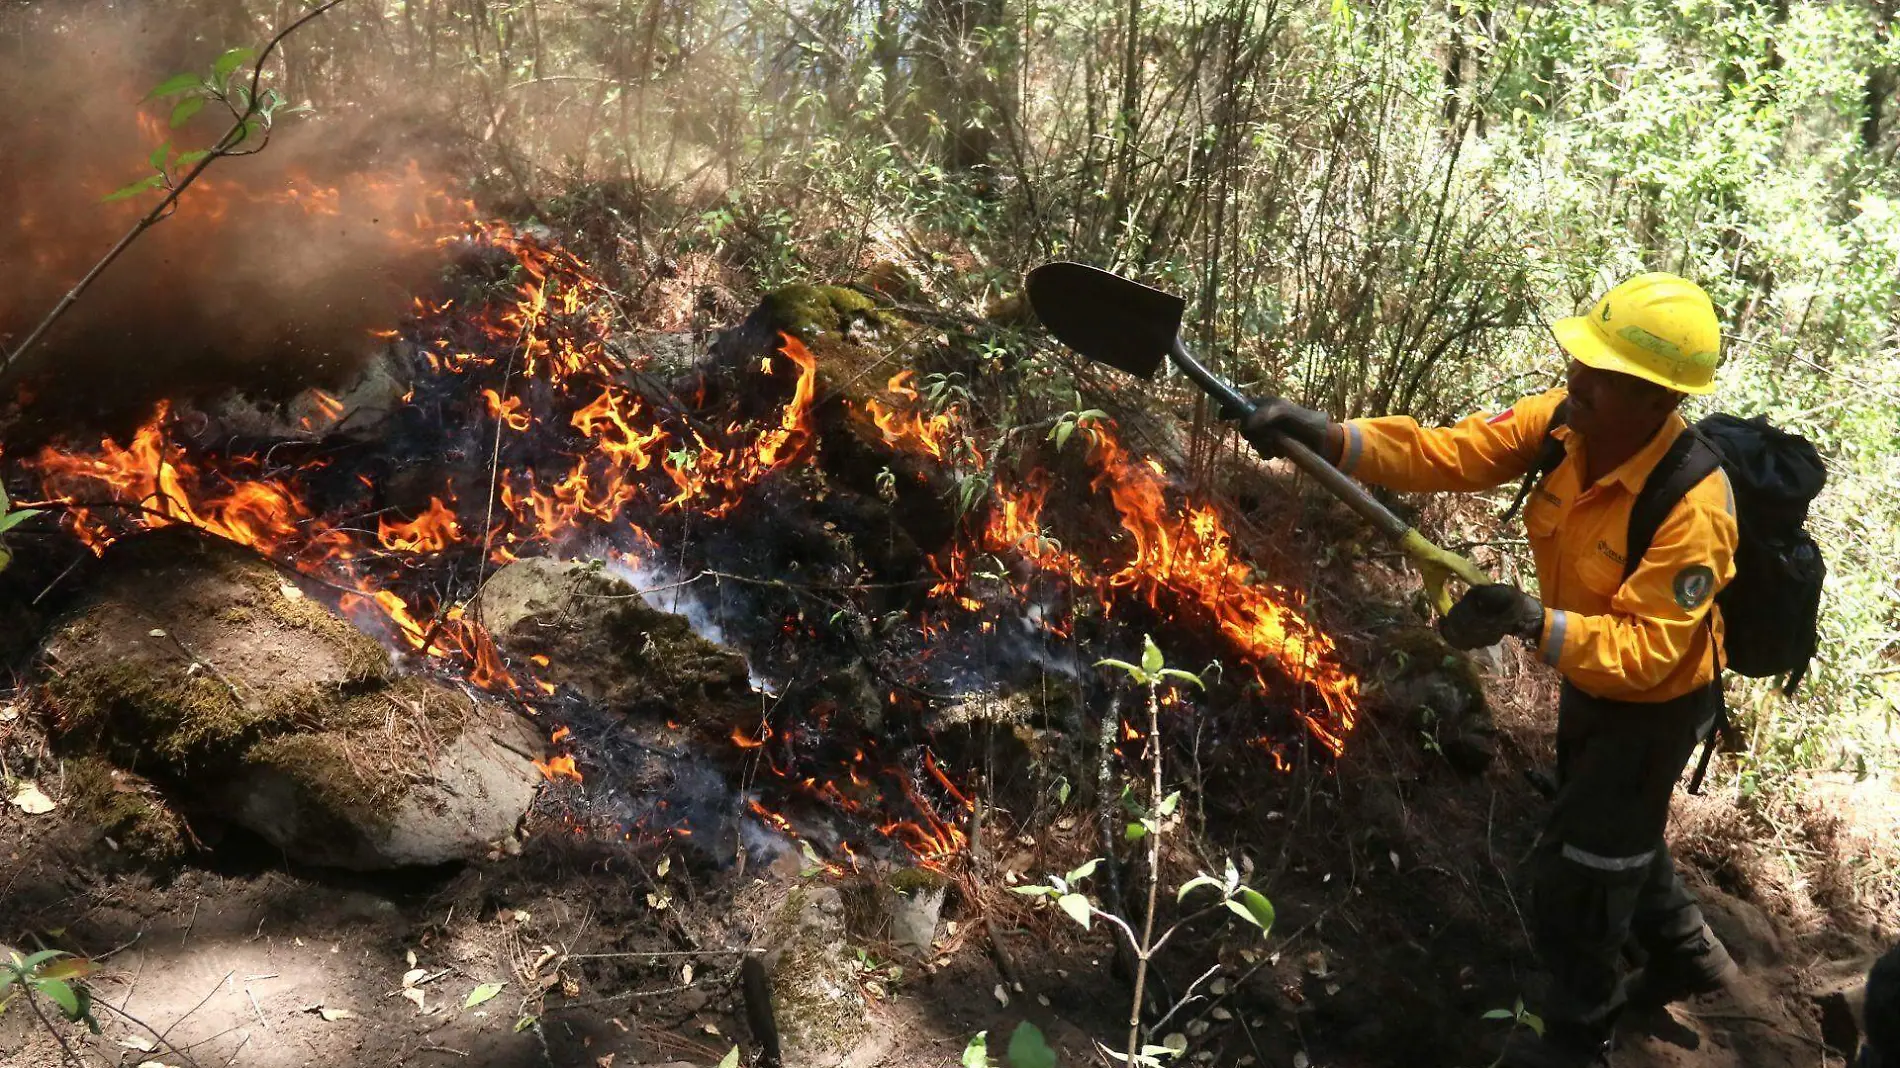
1025,262,1184,380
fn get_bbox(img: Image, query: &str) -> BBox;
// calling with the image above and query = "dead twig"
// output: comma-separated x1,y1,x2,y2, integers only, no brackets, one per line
159,969,234,1044
245,984,271,1032
178,900,201,950
219,1032,252,1068
94,1001,208,1068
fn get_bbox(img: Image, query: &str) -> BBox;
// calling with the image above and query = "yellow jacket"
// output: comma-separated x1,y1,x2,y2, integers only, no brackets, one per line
1340,388,1736,702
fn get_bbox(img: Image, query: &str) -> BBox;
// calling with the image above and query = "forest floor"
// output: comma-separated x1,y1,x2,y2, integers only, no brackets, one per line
3,555,1892,1068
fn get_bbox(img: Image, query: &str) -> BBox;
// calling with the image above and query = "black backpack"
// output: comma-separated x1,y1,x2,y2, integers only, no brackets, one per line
1505,400,1828,789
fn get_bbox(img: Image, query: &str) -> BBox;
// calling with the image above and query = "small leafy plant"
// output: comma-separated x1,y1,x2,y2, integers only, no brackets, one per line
0,484,43,574
964,1020,1060,1068
1006,637,1272,1067
1,949,101,1037
1047,402,1108,452
1481,996,1544,1067
109,46,301,204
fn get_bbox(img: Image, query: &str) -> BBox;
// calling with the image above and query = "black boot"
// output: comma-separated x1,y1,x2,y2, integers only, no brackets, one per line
1625,923,1739,1009
1497,1020,1612,1068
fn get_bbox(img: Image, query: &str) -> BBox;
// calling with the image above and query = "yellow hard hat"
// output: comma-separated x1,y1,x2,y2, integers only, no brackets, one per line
1551,273,1722,394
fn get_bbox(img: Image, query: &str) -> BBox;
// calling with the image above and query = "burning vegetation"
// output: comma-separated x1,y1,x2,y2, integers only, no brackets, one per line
8,188,1362,876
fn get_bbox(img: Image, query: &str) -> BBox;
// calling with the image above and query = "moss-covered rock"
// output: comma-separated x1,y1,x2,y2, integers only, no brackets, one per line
749,883,871,1064
39,528,539,869
64,757,186,863
757,283,878,341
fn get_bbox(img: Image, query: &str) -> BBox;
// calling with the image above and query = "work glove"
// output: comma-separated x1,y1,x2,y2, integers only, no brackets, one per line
1438,583,1544,651
1232,396,1332,460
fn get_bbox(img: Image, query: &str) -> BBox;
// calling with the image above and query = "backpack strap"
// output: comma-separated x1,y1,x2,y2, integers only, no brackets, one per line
1622,424,1724,581
1685,628,1726,795
1627,423,1728,797
1502,398,1570,524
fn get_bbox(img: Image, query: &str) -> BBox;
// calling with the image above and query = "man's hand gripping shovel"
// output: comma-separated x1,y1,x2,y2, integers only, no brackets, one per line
1024,262,1491,616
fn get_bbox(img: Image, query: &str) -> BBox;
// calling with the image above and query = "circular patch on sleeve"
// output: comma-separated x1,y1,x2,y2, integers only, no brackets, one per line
1672,565,1716,610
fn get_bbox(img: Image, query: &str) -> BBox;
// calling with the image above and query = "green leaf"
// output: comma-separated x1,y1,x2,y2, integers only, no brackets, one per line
103,174,165,203
37,959,91,982
1094,657,1148,684
148,141,170,168
175,150,212,168
145,72,201,100
1481,1009,1515,1020
0,509,43,535
716,1045,741,1068
171,96,206,128
36,978,79,1018
1225,887,1275,937
1125,821,1147,841
464,982,505,1008
1065,859,1099,884
1157,668,1204,689
0,545,9,576
213,47,256,78
1009,884,1051,897
513,1014,536,1033
1157,792,1180,818
962,1031,991,1068
1523,1012,1545,1038
1006,1021,1059,1068
1056,892,1092,929
20,951,66,972
1177,874,1222,902
1140,634,1164,676
1054,422,1074,451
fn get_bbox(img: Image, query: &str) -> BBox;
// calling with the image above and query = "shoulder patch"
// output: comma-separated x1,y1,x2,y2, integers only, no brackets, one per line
1672,565,1716,610
1486,407,1514,425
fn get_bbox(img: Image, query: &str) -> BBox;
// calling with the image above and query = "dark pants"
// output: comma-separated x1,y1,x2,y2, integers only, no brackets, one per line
1529,679,1722,1030
1864,942,1900,1067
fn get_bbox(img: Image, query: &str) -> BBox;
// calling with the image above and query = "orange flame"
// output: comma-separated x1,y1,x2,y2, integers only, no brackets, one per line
535,754,583,782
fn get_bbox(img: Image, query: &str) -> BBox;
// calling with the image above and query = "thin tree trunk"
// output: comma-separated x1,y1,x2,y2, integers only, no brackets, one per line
1865,0,1896,152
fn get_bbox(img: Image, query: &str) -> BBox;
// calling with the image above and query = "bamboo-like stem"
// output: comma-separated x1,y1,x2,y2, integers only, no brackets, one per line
1124,678,1163,1063
18,982,88,1068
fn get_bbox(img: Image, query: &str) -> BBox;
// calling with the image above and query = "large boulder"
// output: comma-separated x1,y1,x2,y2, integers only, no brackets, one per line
39,528,542,869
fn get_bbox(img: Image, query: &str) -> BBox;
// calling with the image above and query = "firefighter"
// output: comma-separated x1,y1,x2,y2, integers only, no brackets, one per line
1238,274,1738,1067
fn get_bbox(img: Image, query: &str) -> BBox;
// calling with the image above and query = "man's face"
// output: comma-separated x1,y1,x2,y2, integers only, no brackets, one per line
1564,360,1681,450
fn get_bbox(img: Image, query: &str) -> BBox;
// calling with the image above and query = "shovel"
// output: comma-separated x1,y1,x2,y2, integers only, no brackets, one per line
1025,261,1490,615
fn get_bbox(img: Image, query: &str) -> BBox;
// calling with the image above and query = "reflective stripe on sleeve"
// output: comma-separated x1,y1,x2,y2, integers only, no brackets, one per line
1542,609,1568,668
1340,423,1365,475
1561,843,1655,872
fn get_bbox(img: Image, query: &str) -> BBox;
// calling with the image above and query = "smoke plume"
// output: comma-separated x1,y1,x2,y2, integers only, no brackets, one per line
0,6,471,443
